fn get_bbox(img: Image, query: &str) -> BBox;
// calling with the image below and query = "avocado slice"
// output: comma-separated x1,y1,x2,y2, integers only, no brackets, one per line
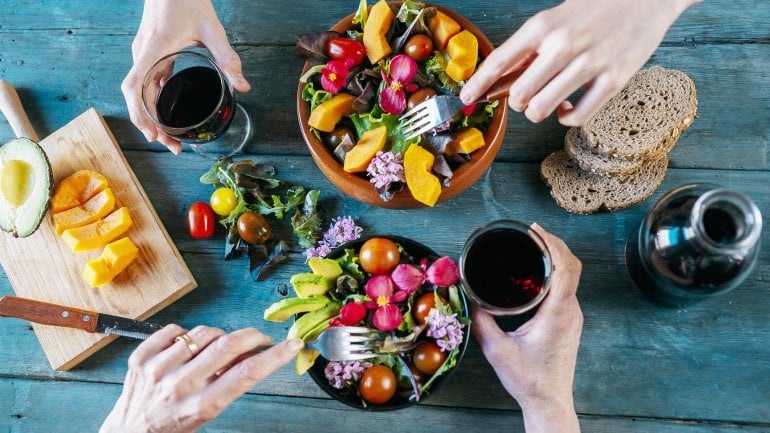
263,295,330,323
0,138,53,237
290,273,334,298
295,348,321,376
287,303,341,341
308,258,343,279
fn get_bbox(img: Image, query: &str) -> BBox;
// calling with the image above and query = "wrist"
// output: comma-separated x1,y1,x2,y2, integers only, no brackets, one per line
519,394,580,433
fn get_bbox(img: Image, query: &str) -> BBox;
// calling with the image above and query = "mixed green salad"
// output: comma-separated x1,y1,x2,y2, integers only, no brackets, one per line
264,236,469,407
297,0,498,206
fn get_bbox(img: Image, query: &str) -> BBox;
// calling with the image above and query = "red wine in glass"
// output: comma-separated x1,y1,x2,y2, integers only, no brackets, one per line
460,220,552,315
143,49,251,158
156,66,235,141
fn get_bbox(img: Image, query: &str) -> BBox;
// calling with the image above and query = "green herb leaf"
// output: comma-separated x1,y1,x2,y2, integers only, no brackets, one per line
352,0,368,30
301,82,334,112
459,100,499,131
291,189,323,249
349,110,420,155
336,249,366,282
199,157,233,186
425,51,460,94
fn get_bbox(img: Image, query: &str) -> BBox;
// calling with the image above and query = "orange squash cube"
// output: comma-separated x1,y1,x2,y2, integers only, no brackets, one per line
404,145,441,207
343,126,388,172
52,188,115,236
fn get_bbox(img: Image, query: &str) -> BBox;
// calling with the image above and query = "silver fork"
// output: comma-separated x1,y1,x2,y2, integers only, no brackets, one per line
401,71,522,140
304,326,380,361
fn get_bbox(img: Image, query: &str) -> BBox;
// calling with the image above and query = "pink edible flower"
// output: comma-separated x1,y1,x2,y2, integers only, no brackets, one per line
321,60,349,94
425,309,465,352
367,151,405,189
364,275,407,331
426,256,459,287
304,216,363,260
325,359,372,389
379,54,418,115
391,263,425,293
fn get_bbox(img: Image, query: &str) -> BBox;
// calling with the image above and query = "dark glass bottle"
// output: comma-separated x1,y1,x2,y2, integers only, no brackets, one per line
626,183,762,307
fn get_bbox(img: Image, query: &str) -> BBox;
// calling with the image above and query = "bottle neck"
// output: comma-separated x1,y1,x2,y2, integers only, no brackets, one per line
688,189,762,255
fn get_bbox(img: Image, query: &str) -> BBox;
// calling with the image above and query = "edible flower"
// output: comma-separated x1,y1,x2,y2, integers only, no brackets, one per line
379,54,418,115
425,308,465,352
391,256,459,292
324,359,372,389
321,60,350,94
364,275,407,331
305,215,363,259
366,151,405,190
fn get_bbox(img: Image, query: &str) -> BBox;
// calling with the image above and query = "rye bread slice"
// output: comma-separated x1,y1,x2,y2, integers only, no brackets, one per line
564,127,644,176
581,66,697,161
540,150,668,214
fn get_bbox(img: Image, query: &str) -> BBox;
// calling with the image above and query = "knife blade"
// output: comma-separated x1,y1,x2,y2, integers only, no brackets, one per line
0,295,164,340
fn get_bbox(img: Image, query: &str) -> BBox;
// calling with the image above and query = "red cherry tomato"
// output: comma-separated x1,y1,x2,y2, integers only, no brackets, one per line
187,201,215,239
359,238,400,275
412,292,447,325
326,38,366,67
404,34,434,62
461,103,478,116
413,341,447,375
359,365,397,404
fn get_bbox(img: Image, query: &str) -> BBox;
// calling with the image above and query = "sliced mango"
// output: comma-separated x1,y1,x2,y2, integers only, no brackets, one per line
53,188,115,235
362,0,395,64
343,126,388,172
428,11,461,50
445,30,478,82
83,237,139,288
61,207,132,252
308,94,356,132
51,169,108,213
446,127,486,155
404,144,441,207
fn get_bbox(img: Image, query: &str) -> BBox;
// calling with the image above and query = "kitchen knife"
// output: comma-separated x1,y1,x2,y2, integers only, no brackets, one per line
0,295,164,339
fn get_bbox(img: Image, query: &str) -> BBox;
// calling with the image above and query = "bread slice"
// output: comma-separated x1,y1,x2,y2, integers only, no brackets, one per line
564,127,644,176
581,66,697,161
540,150,668,214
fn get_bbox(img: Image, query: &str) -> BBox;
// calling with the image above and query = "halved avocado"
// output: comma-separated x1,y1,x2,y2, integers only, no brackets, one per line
0,138,53,237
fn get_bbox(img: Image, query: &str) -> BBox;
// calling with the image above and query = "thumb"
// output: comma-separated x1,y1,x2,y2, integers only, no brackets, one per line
205,32,250,93
471,305,510,354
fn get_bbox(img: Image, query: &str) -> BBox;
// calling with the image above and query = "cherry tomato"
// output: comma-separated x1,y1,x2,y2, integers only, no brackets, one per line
404,34,434,62
413,341,447,375
210,187,237,216
359,365,397,404
236,212,272,244
187,201,215,239
406,88,437,111
323,126,355,150
326,37,366,67
413,292,447,325
359,237,400,275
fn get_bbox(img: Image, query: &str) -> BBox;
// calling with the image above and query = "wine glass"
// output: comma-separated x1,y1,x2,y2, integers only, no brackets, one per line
142,49,252,159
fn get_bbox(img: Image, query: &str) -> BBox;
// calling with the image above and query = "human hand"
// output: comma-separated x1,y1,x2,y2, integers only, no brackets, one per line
472,223,583,433
121,0,251,154
100,325,303,433
460,0,700,126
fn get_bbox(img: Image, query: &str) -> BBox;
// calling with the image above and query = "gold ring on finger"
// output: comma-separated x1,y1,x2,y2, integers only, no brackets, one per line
174,333,199,356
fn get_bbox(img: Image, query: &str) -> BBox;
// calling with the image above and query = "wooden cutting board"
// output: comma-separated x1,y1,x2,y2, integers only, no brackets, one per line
0,83,197,371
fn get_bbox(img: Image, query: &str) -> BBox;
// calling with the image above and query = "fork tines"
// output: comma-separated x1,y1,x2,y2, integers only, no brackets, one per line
401,104,436,141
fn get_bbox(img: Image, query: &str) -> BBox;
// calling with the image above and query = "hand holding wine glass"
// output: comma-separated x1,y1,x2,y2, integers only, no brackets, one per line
472,223,584,433
122,0,250,154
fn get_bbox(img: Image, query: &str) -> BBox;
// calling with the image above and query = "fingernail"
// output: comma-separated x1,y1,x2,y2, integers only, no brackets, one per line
237,74,250,88
141,130,153,142
530,222,542,229
288,338,304,352
459,90,471,104
171,146,181,155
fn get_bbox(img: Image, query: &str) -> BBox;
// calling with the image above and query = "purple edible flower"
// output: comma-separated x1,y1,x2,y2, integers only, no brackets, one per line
425,309,465,352
324,359,372,389
366,151,405,190
304,216,363,259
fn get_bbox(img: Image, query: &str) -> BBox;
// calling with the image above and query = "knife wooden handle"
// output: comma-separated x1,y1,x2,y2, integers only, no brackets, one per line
0,296,99,333
0,80,40,142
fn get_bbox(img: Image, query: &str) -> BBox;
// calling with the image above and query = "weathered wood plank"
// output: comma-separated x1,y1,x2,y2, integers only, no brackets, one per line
1,0,767,44
0,37,767,169
0,153,768,423
2,377,768,433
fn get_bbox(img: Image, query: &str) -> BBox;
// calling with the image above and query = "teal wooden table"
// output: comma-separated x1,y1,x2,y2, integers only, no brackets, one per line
1,1,769,432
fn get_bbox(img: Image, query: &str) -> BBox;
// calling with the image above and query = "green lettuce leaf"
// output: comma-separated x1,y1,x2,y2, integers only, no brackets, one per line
349,109,420,155
301,82,334,112
352,0,368,30
425,51,460,94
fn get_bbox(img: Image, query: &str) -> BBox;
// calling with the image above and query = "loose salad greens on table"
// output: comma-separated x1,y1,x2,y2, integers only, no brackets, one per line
298,0,498,206
264,236,469,407
190,157,325,280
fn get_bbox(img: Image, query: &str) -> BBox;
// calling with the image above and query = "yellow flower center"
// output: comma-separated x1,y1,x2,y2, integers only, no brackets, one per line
328,73,338,81
389,81,403,92
377,296,389,306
